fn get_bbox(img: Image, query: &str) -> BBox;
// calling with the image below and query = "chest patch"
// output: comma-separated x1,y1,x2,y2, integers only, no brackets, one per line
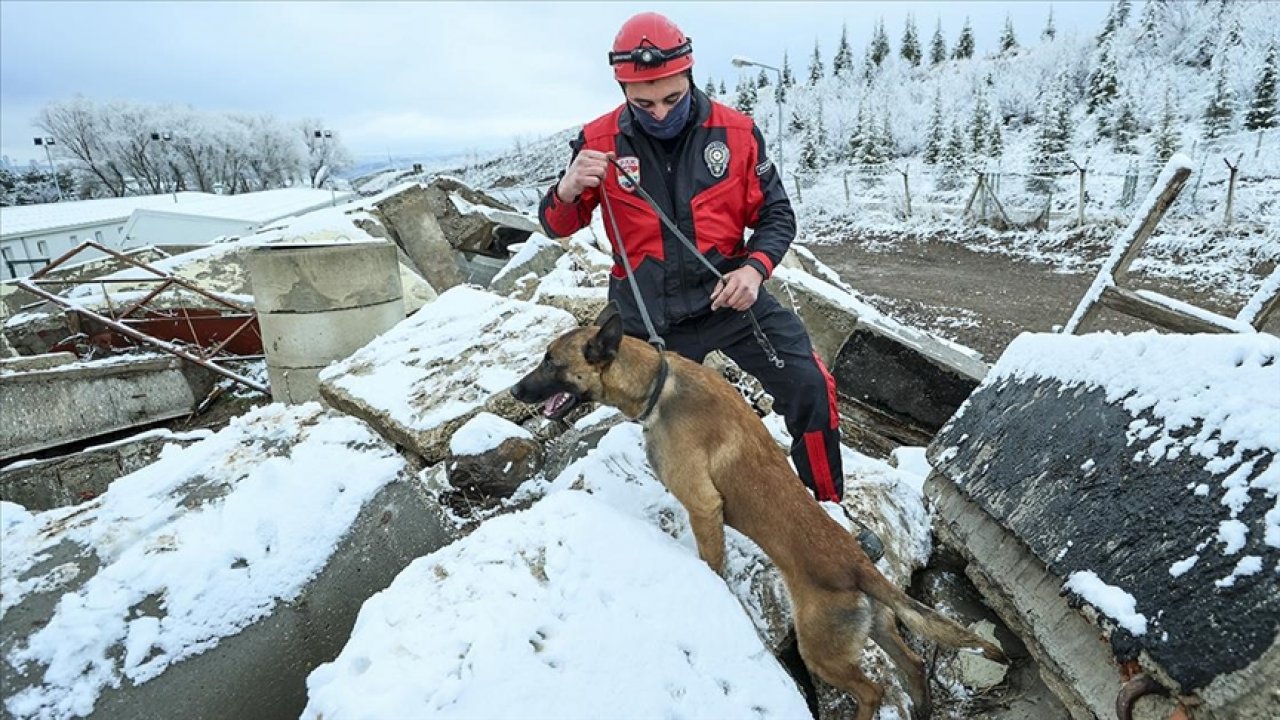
704,141,730,178
615,156,640,192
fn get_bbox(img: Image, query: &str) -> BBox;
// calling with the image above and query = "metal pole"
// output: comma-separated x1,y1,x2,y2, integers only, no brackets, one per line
42,144,65,200
773,67,784,177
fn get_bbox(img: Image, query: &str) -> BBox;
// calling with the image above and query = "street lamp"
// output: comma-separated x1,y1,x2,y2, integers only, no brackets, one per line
32,137,65,201
314,129,337,201
731,55,784,177
150,131,177,202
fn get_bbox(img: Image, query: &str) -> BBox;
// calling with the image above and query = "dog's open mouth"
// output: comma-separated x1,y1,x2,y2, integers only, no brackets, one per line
542,391,581,420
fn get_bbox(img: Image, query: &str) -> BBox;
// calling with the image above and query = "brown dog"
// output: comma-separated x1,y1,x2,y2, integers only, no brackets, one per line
511,307,1006,719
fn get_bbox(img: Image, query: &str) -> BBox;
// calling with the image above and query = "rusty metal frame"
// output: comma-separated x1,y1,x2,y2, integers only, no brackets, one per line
15,241,269,394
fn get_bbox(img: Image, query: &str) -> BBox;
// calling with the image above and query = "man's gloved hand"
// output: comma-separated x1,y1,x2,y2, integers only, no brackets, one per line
556,150,615,203
710,265,765,311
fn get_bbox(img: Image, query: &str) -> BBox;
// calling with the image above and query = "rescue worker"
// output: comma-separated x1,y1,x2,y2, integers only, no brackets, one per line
538,11,883,560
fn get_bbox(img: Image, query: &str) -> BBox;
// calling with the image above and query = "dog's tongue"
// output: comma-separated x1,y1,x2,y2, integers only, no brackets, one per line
543,392,571,417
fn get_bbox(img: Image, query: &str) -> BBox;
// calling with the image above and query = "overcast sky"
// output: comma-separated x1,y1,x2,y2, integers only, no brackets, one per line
0,1,1111,165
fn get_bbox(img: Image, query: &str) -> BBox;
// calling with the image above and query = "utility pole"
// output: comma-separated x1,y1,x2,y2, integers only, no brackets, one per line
32,137,65,201
150,131,177,202
730,56,784,177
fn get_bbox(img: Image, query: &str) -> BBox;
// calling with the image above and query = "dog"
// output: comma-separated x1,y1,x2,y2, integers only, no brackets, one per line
511,306,1006,720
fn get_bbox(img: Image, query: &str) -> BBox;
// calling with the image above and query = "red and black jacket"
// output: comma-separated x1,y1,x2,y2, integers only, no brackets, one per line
539,87,795,337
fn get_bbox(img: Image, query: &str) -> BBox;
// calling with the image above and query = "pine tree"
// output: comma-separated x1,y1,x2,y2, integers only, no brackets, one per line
859,109,889,165
1087,39,1120,117
816,99,829,149
808,40,824,85
988,120,1004,158
1097,3,1119,46
848,102,867,161
1042,6,1057,42
930,18,947,65
1222,17,1243,50
789,107,807,135
924,89,946,164
704,77,718,98
800,127,821,171
1138,0,1163,46
833,24,854,77
735,76,758,116
1115,0,1132,27
999,15,1019,55
781,51,795,87
1153,89,1180,164
757,69,770,88
1245,45,1278,131
1030,77,1072,191
970,91,990,156
1112,97,1138,153
953,18,975,59
901,15,921,66
878,112,895,160
939,123,967,190
870,18,891,66
719,80,727,96
1202,62,1236,141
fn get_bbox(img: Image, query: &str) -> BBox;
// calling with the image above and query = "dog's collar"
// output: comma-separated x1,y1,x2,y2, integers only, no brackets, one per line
636,353,669,422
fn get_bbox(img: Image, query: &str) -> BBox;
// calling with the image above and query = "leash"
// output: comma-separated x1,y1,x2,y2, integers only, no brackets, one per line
601,156,785,369
599,186,666,352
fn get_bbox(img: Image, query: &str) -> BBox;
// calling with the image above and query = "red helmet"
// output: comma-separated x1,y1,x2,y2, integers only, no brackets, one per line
609,12,694,83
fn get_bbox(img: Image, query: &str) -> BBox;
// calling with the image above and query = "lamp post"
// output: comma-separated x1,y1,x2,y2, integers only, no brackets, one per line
731,56,784,177
314,129,336,203
150,131,177,202
32,137,65,201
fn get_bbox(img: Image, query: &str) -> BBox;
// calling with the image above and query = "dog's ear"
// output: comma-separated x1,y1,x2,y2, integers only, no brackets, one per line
592,301,621,328
584,310,623,365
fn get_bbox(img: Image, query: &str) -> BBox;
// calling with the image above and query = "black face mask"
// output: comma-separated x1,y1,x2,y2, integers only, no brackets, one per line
630,90,692,140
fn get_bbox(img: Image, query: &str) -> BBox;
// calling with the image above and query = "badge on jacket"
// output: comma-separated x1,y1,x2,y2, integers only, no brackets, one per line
704,141,730,178
616,156,640,192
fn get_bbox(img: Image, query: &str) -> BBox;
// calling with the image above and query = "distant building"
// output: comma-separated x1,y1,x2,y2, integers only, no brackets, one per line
0,188,355,280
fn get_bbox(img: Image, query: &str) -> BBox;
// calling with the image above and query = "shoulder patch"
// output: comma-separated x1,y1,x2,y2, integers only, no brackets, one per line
756,158,773,176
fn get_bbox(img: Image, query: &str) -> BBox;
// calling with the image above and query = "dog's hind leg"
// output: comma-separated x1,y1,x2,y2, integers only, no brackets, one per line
871,606,929,720
794,592,883,720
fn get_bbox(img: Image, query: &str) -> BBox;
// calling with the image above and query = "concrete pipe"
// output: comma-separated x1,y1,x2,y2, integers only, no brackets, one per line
248,242,404,404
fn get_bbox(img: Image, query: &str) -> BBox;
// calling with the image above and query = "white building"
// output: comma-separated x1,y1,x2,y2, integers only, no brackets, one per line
0,188,355,280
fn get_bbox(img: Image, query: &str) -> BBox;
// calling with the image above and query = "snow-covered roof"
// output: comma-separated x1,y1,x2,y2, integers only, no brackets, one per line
0,193,217,238
1,189,355,239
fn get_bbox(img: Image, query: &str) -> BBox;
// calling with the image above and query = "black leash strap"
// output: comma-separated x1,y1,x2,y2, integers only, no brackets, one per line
599,187,666,352
606,156,784,369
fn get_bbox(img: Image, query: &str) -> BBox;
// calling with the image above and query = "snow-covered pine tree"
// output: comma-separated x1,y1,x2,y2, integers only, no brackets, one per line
789,107,807,135
719,80,727,95
735,76,758,116
1202,61,1236,141
704,77,718,98
1097,3,1119,46
833,24,854,77
1138,0,1163,46
1115,0,1131,26
859,109,889,165
878,111,895,161
1153,88,1180,165
901,15,921,66
1245,45,1278,131
870,19,891,66
924,88,945,164
930,18,947,65
847,102,867,161
800,127,821,171
1087,39,1120,118
988,119,1004,158
816,99,829,149
809,40,824,85
1222,16,1243,50
782,51,795,87
970,91,990,156
953,18,974,59
999,14,1019,55
1042,6,1057,42
1029,78,1072,192
1112,97,1138,153
757,69,770,88
939,122,967,190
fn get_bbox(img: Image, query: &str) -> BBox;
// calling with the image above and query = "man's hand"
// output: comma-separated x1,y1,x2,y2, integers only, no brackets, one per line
556,150,615,203
710,265,765,311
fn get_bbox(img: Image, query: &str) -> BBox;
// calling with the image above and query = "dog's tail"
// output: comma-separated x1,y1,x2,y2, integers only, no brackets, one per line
861,569,1007,663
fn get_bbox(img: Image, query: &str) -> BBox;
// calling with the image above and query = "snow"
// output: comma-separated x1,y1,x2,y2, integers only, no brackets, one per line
890,446,931,493
1134,289,1255,333
1237,268,1280,326
572,405,621,429
1214,555,1264,589
1,403,406,719
488,233,562,288
0,192,217,237
449,412,533,457
1168,555,1199,578
1063,571,1149,636
301,492,810,720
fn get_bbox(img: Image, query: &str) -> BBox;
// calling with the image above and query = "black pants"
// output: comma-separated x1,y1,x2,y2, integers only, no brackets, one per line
660,290,844,502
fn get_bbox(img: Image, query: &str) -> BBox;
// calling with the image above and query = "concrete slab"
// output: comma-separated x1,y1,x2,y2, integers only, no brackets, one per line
0,354,218,462
0,403,456,720
0,351,76,373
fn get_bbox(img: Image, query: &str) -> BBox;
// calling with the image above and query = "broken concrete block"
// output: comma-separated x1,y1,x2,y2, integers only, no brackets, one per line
368,184,464,292
0,428,212,510
0,403,456,720
928,332,1279,720
489,235,566,297
955,620,1009,689
0,351,76,373
445,412,542,498
0,354,218,462
318,286,577,464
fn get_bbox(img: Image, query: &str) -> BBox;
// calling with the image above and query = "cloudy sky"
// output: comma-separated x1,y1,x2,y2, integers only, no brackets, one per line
0,1,1111,165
